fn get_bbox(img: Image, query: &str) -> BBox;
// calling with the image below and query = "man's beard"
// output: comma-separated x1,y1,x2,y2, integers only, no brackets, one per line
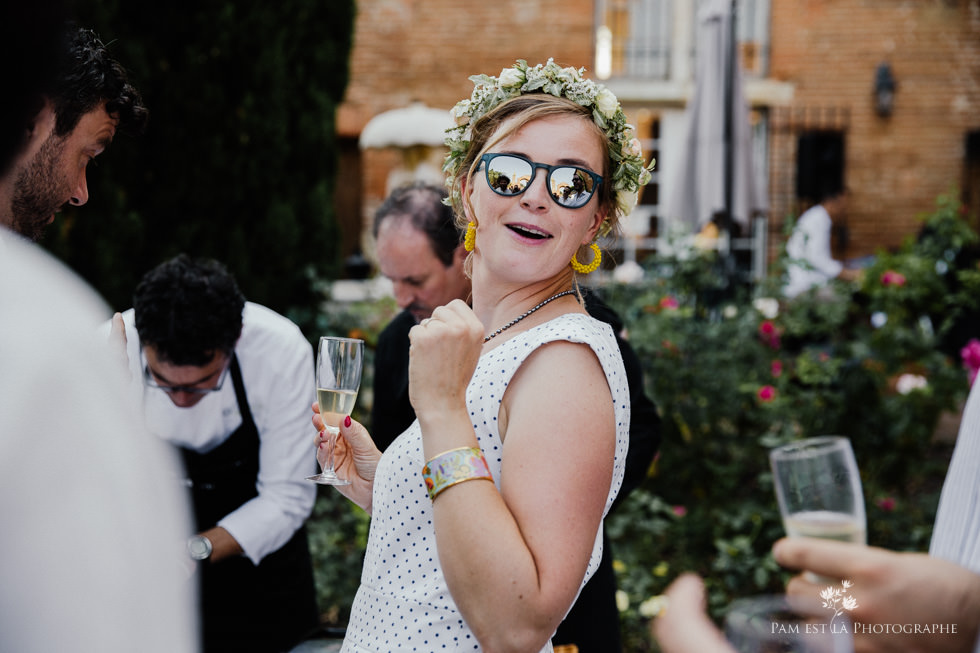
10,133,69,242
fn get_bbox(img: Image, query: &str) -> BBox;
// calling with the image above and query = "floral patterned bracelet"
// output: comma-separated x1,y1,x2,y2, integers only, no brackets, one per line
422,446,493,501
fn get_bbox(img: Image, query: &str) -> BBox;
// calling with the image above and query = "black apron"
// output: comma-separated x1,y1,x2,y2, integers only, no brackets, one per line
180,355,319,653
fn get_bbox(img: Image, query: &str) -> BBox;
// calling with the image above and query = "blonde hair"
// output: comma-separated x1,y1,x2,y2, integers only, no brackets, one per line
448,94,619,238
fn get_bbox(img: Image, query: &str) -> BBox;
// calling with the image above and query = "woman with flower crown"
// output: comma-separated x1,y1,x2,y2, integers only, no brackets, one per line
313,59,653,652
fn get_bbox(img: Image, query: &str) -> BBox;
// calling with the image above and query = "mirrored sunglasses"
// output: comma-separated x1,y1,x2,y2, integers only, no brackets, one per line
480,153,602,209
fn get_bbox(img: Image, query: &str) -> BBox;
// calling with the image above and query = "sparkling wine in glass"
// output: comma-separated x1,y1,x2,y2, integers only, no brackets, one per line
307,336,363,485
770,436,866,581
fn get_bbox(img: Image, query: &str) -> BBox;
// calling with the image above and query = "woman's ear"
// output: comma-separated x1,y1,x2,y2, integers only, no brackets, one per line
584,207,608,243
460,174,476,222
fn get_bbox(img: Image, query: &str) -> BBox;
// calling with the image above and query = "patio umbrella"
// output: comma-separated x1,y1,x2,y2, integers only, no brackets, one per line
359,102,454,193
358,102,453,149
663,0,766,235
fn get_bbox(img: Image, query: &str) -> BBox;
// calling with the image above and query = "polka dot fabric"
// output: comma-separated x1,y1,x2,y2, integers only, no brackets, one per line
342,313,630,652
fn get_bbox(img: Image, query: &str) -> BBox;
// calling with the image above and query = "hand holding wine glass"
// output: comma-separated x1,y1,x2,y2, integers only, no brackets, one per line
307,336,363,485
770,436,866,582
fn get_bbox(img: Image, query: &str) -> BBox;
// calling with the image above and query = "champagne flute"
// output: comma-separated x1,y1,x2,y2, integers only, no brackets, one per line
770,436,866,582
769,436,867,544
306,336,363,485
724,594,854,653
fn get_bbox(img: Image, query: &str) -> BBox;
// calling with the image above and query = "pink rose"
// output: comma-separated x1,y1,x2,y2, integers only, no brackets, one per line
875,496,896,511
659,295,679,310
962,338,980,386
757,385,777,402
672,505,687,517
880,270,906,287
771,360,783,378
758,320,781,350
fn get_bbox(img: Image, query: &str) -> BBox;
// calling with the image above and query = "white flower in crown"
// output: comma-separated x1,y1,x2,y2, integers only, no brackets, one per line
450,100,472,127
498,66,524,89
617,189,639,219
443,58,655,220
623,137,643,157
596,88,618,119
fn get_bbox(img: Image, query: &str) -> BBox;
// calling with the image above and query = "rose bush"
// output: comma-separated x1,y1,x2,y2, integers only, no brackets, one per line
303,193,979,649
601,192,979,650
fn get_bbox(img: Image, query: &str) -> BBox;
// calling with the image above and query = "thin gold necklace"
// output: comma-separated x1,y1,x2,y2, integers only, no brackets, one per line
483,289,575,343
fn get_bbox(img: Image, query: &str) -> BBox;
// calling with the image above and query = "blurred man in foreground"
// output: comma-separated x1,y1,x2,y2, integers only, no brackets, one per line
0,19,197,653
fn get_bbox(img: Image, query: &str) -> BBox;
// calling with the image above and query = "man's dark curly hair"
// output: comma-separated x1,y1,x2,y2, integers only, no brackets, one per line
134,254,246,366
47,23,148,138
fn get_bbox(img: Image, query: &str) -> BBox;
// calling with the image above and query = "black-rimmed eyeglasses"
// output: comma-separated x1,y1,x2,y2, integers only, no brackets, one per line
142,353,230,396
479,153,603,209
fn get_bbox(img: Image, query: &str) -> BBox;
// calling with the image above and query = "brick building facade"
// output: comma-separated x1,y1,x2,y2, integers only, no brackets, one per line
335,0,980,272
769,0,980,260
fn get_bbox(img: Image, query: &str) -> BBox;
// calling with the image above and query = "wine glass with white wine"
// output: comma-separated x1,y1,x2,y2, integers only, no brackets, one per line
769,436,866,582
306,336,363,485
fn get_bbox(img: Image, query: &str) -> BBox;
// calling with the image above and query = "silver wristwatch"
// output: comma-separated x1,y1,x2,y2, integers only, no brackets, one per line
186,534,213,561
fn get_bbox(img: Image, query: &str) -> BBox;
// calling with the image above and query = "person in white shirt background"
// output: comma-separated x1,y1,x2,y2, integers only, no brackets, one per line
1,15,198,653
783,186,863,298
117,253,319,653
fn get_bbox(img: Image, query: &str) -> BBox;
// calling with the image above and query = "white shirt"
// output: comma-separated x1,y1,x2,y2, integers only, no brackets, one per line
118,302,317,564
930,380,980,652
783,203,844,298
0,229,197,652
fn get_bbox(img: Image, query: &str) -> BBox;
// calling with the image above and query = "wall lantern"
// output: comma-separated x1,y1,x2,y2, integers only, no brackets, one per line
873,63,896,118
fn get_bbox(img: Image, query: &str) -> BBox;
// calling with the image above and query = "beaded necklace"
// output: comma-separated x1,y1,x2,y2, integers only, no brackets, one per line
483,289,575,343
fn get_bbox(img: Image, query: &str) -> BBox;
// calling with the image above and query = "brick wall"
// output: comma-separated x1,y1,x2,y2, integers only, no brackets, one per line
769,0,980,258
338,0,595,257
339,0,980,264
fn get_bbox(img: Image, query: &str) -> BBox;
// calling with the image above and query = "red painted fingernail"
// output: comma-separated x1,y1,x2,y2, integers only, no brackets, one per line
318,442,324,449
319,429,326,438
344,415,352,427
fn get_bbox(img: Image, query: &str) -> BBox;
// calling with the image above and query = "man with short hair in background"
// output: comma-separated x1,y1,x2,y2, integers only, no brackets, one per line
117,254,320,653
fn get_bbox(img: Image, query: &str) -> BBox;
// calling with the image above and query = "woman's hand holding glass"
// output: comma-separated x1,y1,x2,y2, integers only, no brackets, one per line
307,336,363,485
312,404,380,512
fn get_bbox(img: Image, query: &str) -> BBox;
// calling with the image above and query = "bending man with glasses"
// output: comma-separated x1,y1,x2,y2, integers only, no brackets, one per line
116,253,319,653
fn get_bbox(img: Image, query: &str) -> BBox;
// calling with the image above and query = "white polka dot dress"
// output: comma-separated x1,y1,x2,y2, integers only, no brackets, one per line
341,313,630,652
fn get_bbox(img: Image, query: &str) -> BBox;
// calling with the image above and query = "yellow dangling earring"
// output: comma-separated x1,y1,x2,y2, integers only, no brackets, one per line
570,242,601,274
464,222,476,252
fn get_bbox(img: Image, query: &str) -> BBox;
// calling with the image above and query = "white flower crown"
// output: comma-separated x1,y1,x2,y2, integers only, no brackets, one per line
443,58,655,231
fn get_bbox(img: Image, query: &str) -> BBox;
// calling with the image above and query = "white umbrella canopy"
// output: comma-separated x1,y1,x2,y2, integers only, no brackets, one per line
664,0,767,232
358,102,454,149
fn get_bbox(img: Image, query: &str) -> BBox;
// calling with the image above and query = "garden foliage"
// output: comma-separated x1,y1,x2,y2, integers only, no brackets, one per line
602,193,979,650
301,195,980,647
43,1,355,332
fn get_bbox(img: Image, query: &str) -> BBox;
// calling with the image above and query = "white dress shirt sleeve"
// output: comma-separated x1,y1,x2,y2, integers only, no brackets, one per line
217,304,317,564
930,380,980,570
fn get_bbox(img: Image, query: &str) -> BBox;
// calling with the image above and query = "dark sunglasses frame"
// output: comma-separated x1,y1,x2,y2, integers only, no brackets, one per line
479,153,603,209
